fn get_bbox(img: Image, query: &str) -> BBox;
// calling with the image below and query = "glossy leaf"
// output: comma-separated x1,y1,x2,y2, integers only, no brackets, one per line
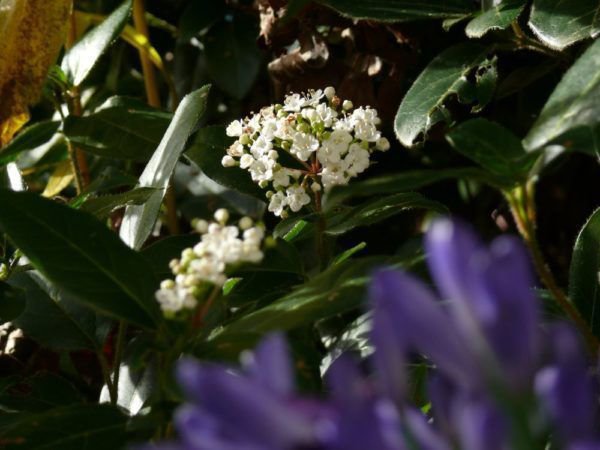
204,14,262,99
10,272,101,351
394,43,488,147
446,118,538,180
0,190,160,328
62,0,133,86
0,281,25,323
326,192,447,235
570,208,600,337
325,167,504,206
120,85,210,250
0,404,127,450
79,187,157,219
317,0,475,22
0,121,60,165
529,0,599,50
141,234,199,280
207,255,415,348
465,0,525,38
524,39,600,152
185,125,265,200
62,98,171,161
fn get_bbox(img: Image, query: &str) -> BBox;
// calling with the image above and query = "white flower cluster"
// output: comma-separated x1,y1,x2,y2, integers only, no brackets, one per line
155,209,264,317
222,87,390,217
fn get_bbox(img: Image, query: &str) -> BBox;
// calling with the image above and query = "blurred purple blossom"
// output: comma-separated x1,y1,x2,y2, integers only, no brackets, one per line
143,218,600,450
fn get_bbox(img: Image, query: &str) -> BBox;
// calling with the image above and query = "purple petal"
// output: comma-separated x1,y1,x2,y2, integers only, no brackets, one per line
176,358,316,448
370,269,480,389
370,282,407,404
452,395,508,450
242,332,294,397
471,236,540,388
326,354,371,408
403,407,451,450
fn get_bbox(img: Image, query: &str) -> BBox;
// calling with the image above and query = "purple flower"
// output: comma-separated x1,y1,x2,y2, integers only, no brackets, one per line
144,218,600,450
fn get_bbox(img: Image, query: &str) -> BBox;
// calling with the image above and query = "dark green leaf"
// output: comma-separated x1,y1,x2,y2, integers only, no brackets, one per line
120,85,210,250
207,255,416,348
141,234,199,280
62,0,132,86
0,404,127,450
446,118,538,180
0,190,160,328
325,192,447,235
570,208,600,337
79,187,157,219
0,121,60,165
0,372,82,413
325,167,504,206
0,281,25,323
185,125,265,200
62,98,171,161
394,43,489,147
524,39,600,152
465,0,525,38
204,15,262,99
10,272,101,351
529,0,599,50
317,0,475,22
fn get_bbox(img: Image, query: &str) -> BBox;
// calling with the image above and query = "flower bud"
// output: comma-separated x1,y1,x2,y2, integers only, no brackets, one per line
239,216,254,230
214,209,229,224
240,134,250,145
221,155,236,167
376,137,390,151
342,100,353,111
324,86,336,99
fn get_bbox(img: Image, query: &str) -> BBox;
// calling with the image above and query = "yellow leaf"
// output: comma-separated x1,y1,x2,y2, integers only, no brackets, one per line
0,0,72,147
42,160,74,198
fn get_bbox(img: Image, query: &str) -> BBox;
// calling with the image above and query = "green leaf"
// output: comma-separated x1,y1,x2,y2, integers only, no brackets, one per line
141,234,198,280
325,167,504,206
569,208,600,337
325,192,447,235
0,121,60,165
316,0,475,22
62,98,171,161
446,118,538,180
394,43,489,147
185,125,265,200
523,39,600,152
0,190,160,328
204,14,262,99
0,281,25,323
0,372,82,413
9,272,101,351
529,0,599,50
206,255,416,350
332,242,367,265
62,0,133,86
0,404,127,450
465,0,525,38
79,187,157,219
238,238,304,275
120,85,210,250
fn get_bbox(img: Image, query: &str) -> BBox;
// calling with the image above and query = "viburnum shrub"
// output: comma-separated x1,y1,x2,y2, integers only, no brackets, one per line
222,87,389,217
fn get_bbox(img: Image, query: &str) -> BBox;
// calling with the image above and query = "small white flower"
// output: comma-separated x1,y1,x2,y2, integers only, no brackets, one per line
286,185,311,212
268,191,288,217
240,154,254,169
214,209,229,224
221,155,236,167
291,132,319,161
226,120,243,137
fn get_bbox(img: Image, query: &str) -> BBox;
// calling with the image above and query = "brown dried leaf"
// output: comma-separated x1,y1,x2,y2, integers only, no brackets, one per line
0,0,72,146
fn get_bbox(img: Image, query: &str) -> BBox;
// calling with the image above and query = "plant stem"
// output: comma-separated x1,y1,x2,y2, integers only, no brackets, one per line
64,14,90,194
132,0,180,235
507,183,599,353
111,321,128,405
